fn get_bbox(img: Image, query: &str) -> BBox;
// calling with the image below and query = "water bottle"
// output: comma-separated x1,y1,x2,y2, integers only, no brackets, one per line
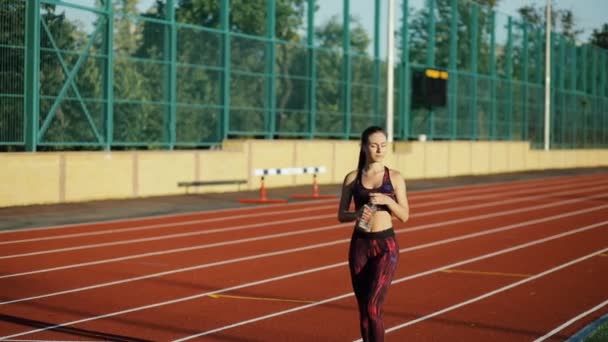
357,203,377,232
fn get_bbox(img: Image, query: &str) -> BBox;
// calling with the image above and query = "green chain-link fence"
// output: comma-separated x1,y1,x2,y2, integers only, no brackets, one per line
1,0,606,151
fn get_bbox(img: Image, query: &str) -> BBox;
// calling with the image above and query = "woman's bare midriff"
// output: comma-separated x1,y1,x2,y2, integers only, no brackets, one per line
367,211,394,232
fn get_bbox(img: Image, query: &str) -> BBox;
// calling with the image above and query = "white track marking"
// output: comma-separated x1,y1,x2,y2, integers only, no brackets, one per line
534,299,608,342
377,248,608,341
2,181,605,259
3,204,606,306
0,214,334,259
1,173,601,234
0,204,337,245
3,175,603,246
173,222,608,341
2,221,606,340
1,189,606,280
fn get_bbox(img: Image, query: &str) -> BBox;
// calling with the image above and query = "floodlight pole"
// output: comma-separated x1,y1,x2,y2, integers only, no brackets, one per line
386,0,396,142
544,0,552,150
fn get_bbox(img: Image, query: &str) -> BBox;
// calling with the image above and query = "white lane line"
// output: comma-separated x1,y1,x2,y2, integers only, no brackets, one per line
410,178,608,209
0,204,337,245
2,221,606,340
2,188,606,280
0,214,334,259
406,173,606,200
2,172,601,235
4,174,602,246
534,299,608,342
2,181,605,260
1,340,104,342
3,203,607,306
378,248,608,341
0,198,337,234
0,263,344,340
172,221,608,341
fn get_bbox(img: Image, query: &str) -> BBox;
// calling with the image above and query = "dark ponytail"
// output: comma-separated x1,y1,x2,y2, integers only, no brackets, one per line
356,126,387,176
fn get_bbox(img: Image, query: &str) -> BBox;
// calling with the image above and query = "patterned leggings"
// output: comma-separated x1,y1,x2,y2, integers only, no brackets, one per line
348,228,399,342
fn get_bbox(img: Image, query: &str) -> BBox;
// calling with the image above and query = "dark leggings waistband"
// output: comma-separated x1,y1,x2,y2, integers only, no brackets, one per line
352,227,395,240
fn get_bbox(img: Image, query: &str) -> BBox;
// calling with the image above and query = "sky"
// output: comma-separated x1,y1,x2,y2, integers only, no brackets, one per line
495,0,607,41
311,0,607,57
127,0,608,41
64,0,607,48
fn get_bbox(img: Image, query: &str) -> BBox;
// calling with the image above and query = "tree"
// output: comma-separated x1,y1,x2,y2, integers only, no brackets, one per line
38,3,104,147
589,23,608,49
113,0,141,55
134,0,311,141
313,15,372,135
516,4,583,40
0,0,25,147
404,0,501,139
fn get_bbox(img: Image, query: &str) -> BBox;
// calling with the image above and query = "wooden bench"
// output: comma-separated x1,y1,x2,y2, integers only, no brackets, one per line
177,179,247,193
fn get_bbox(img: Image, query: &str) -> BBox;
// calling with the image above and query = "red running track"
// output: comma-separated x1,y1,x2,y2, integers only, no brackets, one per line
0,173,606,341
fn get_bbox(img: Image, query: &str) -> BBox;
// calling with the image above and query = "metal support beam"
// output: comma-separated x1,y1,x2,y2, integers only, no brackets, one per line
489,11,496,140
342,0,351,139
265,0,277,139
399,0,410,140
163,0,177,149
507,17,513,140
543,0,551,150
386,0,395,141
307,0,316,139
559,36,566,148
470,5,478,140
24,0,41,151
220,0,231,141
427,0,436,139
522,22,528,141
103,0,114,150
373,0,381,127
449,0,458,139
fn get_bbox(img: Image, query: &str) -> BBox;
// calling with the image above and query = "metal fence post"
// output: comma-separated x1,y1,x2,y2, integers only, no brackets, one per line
104,0,114,150
307,0,316,139
266,0,276,139
24,0,40,151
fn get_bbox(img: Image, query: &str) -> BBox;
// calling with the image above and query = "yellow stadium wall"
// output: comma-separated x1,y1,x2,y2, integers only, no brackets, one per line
1,140,607,208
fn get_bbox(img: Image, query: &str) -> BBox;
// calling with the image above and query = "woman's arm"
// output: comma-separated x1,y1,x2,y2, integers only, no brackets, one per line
337,171,358,222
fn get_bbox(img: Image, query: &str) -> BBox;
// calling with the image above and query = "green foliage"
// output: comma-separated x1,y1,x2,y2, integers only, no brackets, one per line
516,4,583,41
0,0,25,143
589,23,608,49
584,320,608,342
2,0,604,150
38,4,104,145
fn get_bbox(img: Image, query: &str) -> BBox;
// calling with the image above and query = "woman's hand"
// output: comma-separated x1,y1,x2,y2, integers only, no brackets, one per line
357,204,376,222
369,192,395,206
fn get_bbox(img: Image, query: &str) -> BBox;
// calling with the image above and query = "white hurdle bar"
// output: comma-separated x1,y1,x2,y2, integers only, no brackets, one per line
238,166,334,203
253,166,327,177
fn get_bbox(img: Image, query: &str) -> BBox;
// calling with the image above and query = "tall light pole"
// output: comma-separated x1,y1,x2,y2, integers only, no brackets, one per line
544,0,552,150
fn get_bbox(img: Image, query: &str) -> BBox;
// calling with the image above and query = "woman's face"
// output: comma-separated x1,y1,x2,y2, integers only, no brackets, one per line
364,132,387,164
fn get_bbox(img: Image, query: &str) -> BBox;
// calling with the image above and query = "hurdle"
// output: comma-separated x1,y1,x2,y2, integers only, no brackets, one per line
238,166,334,204
291,166,337,200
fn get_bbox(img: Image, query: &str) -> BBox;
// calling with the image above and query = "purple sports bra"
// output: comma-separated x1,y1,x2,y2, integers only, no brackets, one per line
352,166,396,212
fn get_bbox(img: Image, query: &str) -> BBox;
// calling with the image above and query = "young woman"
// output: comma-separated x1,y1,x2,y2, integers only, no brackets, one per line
337,126,410,342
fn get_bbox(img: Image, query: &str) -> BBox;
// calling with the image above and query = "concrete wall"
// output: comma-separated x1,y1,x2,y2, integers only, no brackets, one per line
1,140,607,207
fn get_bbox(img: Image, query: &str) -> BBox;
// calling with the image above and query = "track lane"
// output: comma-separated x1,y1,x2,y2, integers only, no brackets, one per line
2,175,604,340
2,180,605,276
2,173,603,243
1,187,605,305
2,203,604,340
173,223,608,342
